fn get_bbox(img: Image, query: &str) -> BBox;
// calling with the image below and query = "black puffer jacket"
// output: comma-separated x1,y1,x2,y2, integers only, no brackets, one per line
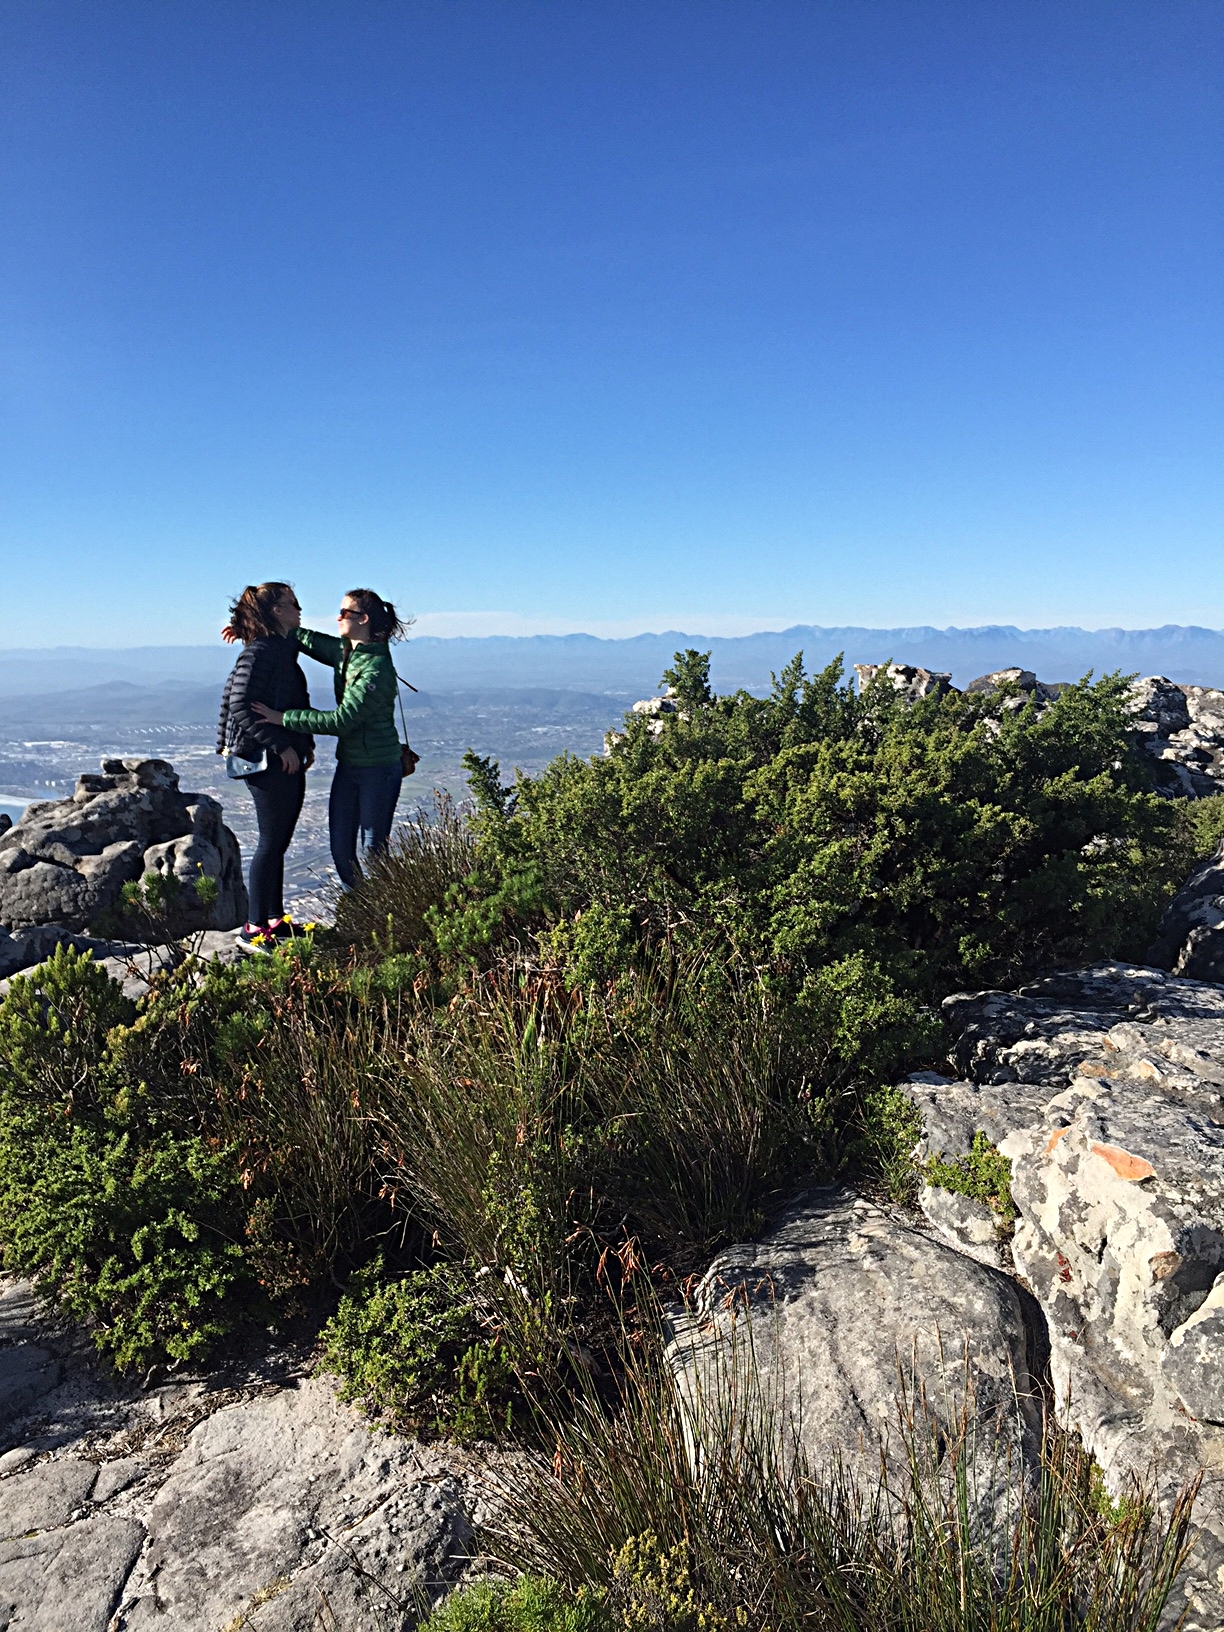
218,635,315,764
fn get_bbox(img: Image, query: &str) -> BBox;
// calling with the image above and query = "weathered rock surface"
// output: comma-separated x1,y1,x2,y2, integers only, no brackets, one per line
0,759,246,935
0,1276,487,1632
853,661,953,702
670,1189,1046,1514
906,962,1224,1632
1149,843,1224,984
1130,676,1224,798
0,1514,144,1632
121,1379,471,1632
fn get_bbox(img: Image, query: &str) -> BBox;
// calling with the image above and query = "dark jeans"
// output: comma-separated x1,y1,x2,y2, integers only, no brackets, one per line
329,762,402,888
245,763,306,923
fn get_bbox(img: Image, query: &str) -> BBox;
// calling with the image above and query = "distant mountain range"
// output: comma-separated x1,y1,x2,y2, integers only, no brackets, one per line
3,623,1224,701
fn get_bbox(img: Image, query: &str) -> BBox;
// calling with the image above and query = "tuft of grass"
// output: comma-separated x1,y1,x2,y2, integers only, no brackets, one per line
336,792,476,957
482,1301,1198,1632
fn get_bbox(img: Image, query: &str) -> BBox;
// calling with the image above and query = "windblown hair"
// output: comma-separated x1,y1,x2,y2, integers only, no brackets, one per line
229,582,294,643
344,588,408,643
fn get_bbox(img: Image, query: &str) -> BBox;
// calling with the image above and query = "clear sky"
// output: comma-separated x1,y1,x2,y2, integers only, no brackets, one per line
1,1,1220,646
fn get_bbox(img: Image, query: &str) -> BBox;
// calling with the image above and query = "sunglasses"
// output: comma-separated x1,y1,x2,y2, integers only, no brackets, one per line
338,606,368,620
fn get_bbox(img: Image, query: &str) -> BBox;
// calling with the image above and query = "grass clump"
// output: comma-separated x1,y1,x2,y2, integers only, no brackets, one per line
924,1131,1017,1225
485,1310,1198,1632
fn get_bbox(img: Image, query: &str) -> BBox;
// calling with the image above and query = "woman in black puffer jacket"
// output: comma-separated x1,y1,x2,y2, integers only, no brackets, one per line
218,581,315,943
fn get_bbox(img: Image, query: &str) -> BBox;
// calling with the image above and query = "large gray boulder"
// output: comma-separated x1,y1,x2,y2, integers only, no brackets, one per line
669,1190,1046,1524
0,758,245,935
853,661,953,702
906,962,1224,1632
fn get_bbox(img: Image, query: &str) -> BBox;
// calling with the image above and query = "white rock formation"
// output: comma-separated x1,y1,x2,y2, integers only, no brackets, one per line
906,963,1224,1632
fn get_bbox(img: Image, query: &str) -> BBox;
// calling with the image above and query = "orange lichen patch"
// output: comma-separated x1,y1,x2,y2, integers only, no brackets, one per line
1149,1251,1182,1282
1132,1059,1164,1083
1076,1061,1110,1078
1091,1142,1156,1182
1045,1126,1071,1155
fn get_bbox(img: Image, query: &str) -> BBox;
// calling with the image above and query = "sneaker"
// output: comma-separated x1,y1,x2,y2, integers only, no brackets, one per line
235,923,273,952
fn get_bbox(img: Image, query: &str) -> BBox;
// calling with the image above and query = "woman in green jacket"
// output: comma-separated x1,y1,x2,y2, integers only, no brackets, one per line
254,587,409,888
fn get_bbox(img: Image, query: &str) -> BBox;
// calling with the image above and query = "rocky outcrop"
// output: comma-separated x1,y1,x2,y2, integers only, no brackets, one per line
853,661,953,702
0,759,245,935
0,1279,483,1632
1130,677,1224,798
669,1190,1047,1524
905,963,1224,1632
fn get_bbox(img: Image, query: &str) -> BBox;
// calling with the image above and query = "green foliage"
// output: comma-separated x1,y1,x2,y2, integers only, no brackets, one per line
924,1132,1016,1224
425,1575,608,1632
855,1084,924,1205
0,946,135,1109
659,649,712,707
1179,791,1224,860
434,655,1186,1023
0,952,249,1368
319,1261,516,1439
0,1112,246,1369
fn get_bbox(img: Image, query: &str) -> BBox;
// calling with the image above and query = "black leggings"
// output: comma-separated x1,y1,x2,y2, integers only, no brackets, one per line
245,764,306,923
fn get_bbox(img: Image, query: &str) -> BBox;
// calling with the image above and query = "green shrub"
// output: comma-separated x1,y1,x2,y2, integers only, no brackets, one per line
854,1085,924,1205
0,1107,246,1369
924,1132,1016,1224
0,946,135,1110
432,656,1188,1014
425,1574,608,1632
319,1261,516,1439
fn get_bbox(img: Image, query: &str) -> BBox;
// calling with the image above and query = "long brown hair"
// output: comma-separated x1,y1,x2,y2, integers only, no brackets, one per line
229,582,294,642
344,588,407,643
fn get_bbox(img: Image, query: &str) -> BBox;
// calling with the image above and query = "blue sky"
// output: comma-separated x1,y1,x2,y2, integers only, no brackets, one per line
1,1,1220,645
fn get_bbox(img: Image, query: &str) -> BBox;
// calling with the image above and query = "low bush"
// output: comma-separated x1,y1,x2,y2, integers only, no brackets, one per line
924,1131,1017,1224
0,947,249,1368
425,1574,607,1632
319,1261,517,1439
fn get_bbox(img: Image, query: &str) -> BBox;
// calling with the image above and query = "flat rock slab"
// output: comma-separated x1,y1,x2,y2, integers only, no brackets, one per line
120,1377,471,1632
0,1457,97,1539
670,1189,1046,1516
0,1513,143,1632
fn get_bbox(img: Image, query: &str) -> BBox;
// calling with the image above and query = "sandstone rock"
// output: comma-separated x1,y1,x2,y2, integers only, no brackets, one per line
1149,843,1224,982
0,1513,143,1632
906,962,1224,1632
1129,675,1224,798
0,1457,98,1538
0,759,246,935
91,1458,146,1503
121,1378,471,1632
853,662,952,702
670,1189,1045,1521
